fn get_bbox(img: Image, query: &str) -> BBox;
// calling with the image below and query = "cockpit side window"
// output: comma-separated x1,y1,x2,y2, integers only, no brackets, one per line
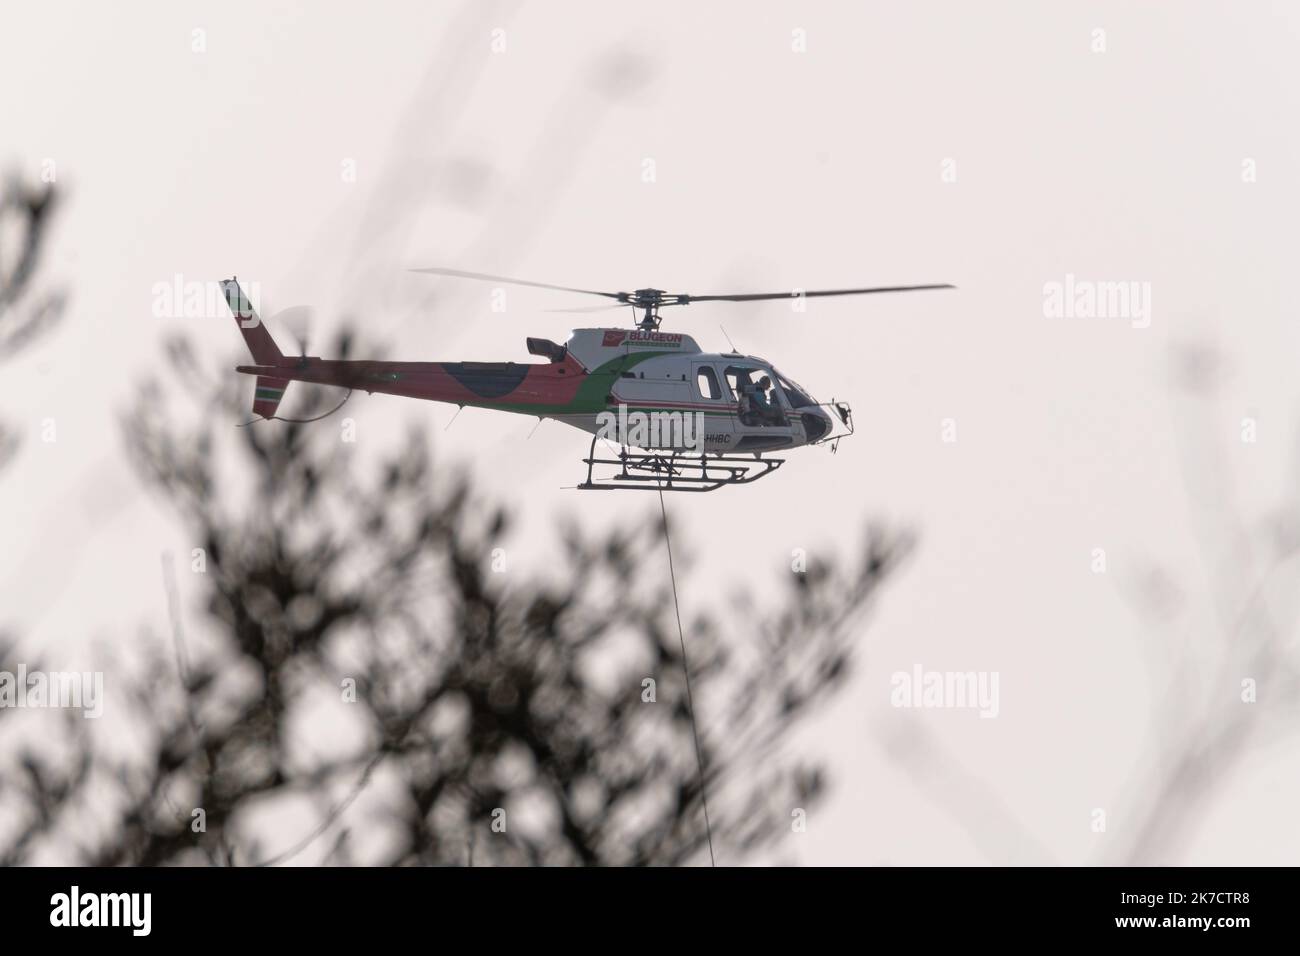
724,365,761,400
725,364,787,427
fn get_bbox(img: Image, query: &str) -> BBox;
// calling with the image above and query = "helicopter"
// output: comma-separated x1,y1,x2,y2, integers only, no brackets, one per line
223,268,953,492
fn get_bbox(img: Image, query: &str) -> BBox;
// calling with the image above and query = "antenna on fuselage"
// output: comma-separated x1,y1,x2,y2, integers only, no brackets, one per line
719,324,739,354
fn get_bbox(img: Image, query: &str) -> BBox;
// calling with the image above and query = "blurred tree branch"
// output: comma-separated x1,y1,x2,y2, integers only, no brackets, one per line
877,339,1300,866
1,330,912,866
0,172,67,472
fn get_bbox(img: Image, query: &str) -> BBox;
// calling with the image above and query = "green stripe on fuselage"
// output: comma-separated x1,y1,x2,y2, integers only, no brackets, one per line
480,350,675,416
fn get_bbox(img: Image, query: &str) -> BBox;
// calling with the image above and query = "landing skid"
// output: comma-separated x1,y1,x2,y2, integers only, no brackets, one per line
578,437,784,492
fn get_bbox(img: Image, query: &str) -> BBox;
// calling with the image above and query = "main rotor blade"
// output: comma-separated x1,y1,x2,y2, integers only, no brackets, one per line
410,266,625,301
267,305,313,355
543,303,629,314
685,284,955,303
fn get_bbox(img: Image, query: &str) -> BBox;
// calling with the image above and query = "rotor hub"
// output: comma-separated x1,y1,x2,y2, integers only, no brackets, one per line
627,289,669,329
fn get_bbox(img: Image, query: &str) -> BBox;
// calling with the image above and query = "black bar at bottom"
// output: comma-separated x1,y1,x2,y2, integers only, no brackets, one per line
0,865,1285,943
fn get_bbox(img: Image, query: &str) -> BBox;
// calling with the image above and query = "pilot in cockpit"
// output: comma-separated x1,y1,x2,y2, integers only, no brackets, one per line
748,375,783,425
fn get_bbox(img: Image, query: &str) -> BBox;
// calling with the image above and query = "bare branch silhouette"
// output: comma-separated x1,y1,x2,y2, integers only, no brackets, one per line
0,326,910,866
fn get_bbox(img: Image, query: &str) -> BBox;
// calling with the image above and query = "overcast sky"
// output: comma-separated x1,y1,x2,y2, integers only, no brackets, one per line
4,0,1300,864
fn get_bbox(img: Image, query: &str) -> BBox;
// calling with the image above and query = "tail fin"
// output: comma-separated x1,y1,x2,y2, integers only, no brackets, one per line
252,374,290,420
221,278,283,365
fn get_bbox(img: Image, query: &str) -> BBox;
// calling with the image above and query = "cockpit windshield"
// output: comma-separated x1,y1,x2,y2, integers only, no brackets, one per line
773,370,814,410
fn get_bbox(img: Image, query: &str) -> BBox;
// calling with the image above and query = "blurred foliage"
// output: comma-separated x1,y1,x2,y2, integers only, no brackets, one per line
1,328,911,865
0,172,66,470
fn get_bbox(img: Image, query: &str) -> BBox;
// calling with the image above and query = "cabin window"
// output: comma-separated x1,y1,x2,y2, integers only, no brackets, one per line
696,366,722,400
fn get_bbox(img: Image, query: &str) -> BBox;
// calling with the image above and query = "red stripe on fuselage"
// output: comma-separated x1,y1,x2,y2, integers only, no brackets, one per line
237,352,589,409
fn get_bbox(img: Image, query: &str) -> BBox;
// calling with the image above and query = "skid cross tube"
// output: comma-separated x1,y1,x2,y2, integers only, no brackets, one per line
577,434,784,492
